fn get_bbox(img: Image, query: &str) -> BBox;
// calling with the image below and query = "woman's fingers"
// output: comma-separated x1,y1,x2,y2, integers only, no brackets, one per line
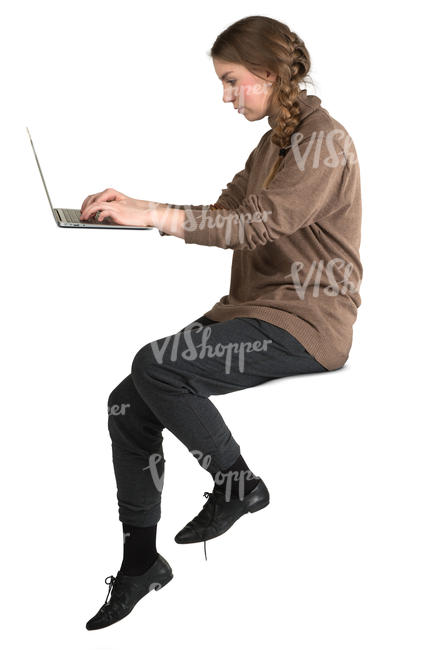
80,194,95,214
79,194,152,227
97,211,115,223
80,188,124,214
81,200,115,221
81,191,107,213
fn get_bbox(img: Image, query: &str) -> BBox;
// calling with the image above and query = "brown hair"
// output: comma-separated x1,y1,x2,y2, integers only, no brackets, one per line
210,15,313,190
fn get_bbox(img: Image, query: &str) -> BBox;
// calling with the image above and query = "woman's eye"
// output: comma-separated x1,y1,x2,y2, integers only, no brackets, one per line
228,80,236,86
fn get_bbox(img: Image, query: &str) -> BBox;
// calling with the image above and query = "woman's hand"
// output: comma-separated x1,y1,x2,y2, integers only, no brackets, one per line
80,188,161,227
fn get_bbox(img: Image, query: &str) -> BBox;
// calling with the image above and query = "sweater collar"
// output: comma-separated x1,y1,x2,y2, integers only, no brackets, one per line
267,89,321,130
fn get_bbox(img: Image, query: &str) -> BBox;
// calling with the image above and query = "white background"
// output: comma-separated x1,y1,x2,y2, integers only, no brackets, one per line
1,1,423,648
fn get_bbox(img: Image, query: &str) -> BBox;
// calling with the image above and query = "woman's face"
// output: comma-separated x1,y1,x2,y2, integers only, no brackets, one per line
213,58,277,121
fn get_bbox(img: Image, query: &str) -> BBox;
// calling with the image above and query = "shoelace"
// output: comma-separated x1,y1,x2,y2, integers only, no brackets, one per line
202,490,220,561
104,575,116,605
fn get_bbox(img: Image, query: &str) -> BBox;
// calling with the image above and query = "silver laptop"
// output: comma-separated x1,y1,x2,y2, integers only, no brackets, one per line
26,127,153,230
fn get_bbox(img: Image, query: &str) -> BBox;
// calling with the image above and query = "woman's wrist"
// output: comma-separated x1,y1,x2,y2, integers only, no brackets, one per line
135,199,167,210
152,206,186,238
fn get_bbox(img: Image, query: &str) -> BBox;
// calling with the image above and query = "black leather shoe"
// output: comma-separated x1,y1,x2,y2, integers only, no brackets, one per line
174,477,270,559
85,553,173,630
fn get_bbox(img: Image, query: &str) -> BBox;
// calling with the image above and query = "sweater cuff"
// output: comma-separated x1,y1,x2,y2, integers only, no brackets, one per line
158,203,221,240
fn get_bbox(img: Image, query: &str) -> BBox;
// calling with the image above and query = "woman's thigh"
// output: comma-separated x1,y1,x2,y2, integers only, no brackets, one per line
132,316,327,400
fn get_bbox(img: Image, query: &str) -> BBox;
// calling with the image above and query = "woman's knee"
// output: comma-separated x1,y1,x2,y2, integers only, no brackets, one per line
131,338,183,396
107,376,133,416
131,342,160,388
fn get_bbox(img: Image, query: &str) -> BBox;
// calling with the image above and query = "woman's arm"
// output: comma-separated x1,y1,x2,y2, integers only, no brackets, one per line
155,203,224,238
155,139,264,237
152,207,187,239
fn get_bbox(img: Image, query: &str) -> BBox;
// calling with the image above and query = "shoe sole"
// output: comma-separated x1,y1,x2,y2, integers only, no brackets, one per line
153,572,174,590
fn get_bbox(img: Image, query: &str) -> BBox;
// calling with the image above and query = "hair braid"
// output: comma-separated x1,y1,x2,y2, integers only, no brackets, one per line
262,31,311,189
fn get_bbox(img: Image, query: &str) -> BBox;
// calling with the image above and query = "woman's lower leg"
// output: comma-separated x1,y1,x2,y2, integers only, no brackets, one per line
209,453,261,498
120,522,159,575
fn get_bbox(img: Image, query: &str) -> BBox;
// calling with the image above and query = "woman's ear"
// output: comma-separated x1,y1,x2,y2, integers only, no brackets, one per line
265,70,277,83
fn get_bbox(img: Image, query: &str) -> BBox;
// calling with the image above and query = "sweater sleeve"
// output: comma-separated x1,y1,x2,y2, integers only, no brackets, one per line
183,135,349,250
158,142,260,236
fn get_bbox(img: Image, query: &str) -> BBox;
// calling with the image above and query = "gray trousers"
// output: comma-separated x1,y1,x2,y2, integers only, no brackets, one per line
107,315,328,527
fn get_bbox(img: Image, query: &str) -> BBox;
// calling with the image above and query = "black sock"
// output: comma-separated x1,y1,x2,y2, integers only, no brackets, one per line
119,523,159,576
210,454,260,498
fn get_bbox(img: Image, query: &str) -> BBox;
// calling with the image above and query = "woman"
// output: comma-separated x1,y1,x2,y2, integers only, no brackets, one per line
83,15,362,631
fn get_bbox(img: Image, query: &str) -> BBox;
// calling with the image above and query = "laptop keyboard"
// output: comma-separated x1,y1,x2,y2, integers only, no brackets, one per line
57,208,101,224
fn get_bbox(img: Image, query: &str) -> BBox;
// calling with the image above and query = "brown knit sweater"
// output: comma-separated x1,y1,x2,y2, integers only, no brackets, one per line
160,89,363,371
